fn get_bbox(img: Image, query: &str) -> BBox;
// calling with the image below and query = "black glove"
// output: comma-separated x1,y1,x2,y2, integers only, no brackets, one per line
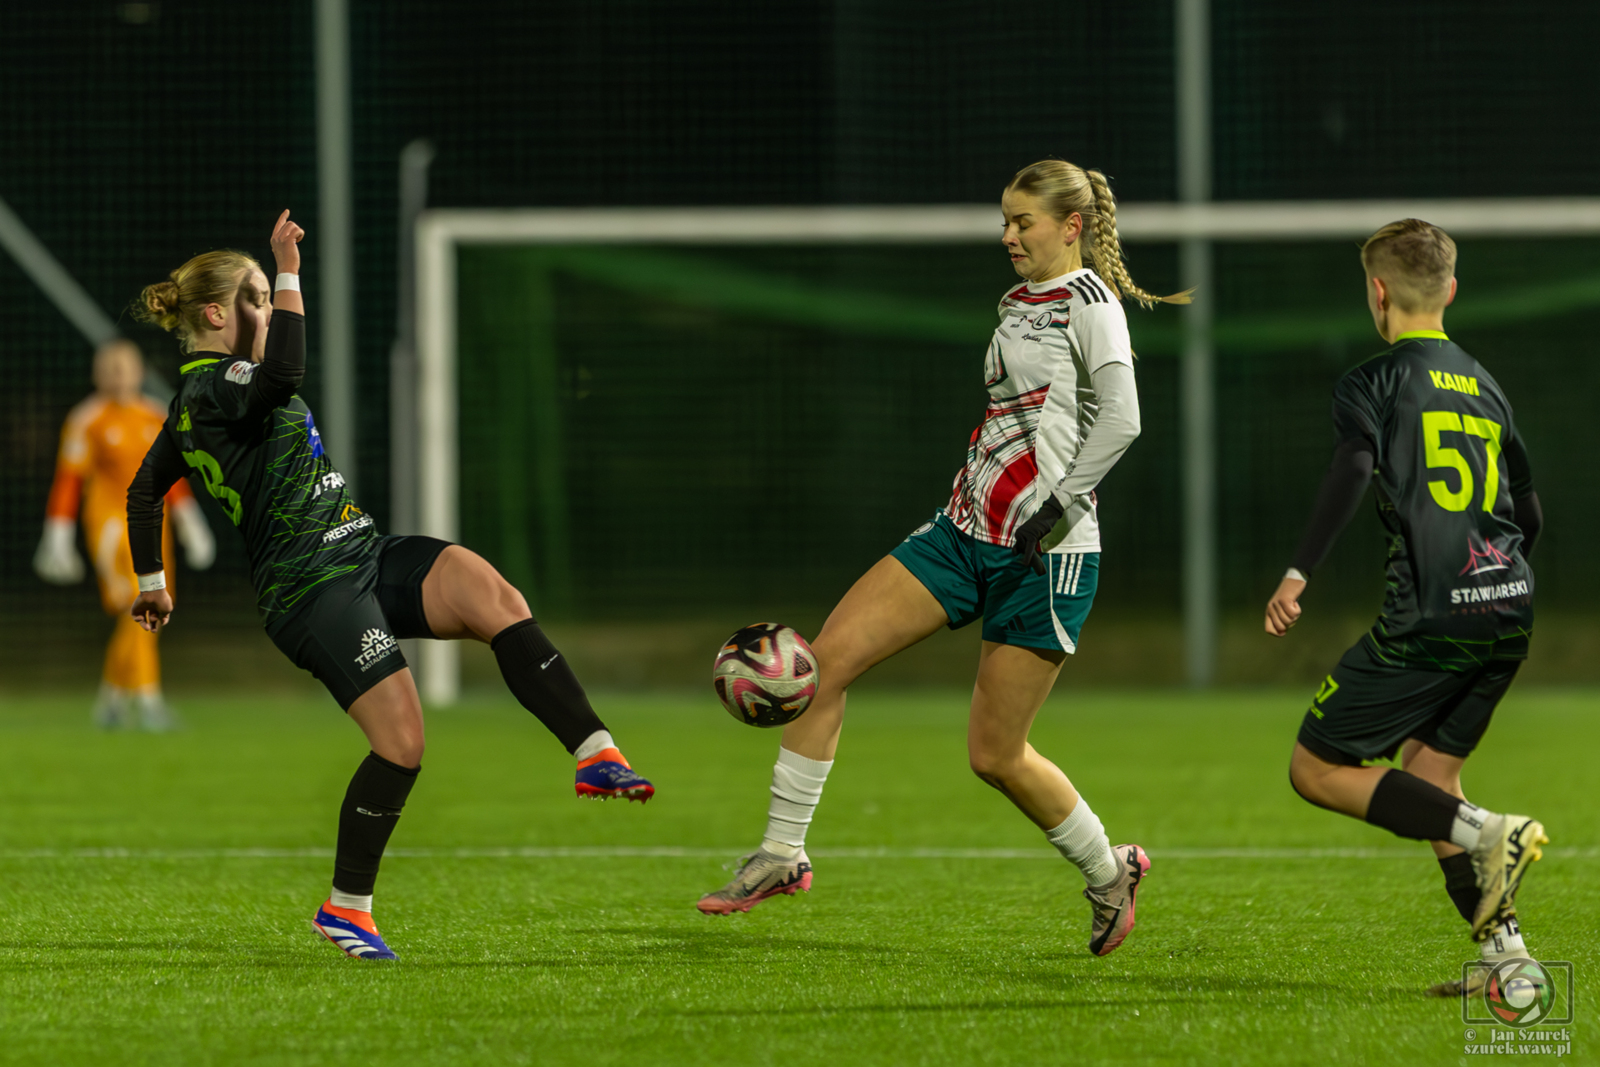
1012,495,1065,576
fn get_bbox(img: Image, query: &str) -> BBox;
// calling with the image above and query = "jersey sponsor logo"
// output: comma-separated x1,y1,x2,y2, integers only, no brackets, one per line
225,361,257,385
354,628,398,672
1450,579,1530,606
1427,369,1480,396
305,411,324,459
1460,538,1513,577
322,511,374,543
312,471,347,498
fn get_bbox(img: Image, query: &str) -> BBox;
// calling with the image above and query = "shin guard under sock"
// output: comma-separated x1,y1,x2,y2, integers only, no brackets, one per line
1363,770,1460,842
1439,851,1480,925
333,752,420,896
491,619,606,754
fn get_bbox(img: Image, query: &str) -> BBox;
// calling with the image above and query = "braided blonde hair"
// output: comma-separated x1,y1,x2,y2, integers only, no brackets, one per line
1006,160,1192,309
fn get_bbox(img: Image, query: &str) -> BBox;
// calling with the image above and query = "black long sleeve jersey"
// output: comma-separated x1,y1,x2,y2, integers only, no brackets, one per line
1293,331,1536,670
127,310,380,632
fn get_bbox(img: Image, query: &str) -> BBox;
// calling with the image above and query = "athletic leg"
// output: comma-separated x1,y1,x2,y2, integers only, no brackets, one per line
697,556,948,915
1398,740,1531,972
780,555,950,762
313,669,424,961
417,545,648,798
1289,742,1544,939
967,640,1147,955
966,641,1072,828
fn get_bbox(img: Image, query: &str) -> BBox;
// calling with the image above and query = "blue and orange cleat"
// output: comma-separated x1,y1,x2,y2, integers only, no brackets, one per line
313,901,399,960
575,747,654,802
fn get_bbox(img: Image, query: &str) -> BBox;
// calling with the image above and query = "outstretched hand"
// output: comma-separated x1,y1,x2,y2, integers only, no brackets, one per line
131,588,174,633
1264,576,1306,637
270,209,304,275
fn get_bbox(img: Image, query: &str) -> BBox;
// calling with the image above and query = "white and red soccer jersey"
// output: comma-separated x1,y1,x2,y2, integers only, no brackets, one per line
944,268,1135,553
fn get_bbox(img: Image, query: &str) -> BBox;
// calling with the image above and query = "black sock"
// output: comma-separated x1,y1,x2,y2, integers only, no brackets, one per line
1439,851,1480,925
1364,769,1461,841
491,619,606,754
332,752,420,897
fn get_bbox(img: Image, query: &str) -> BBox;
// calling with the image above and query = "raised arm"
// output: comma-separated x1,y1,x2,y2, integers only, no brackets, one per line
252,209,307,409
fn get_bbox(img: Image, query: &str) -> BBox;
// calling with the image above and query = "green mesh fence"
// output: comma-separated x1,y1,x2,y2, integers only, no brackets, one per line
456,237,1600,623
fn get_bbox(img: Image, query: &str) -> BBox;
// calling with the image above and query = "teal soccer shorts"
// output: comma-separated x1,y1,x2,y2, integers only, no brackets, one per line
889,511,1098,653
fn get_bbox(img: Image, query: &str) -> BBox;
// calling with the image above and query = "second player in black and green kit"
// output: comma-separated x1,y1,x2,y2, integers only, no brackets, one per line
1321,329,1536,670
125,210,654,963
1265,218,1548,998
1293,327,1540,766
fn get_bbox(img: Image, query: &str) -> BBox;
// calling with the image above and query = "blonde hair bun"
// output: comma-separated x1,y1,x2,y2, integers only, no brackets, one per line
130,250,261,351
139,279,183,332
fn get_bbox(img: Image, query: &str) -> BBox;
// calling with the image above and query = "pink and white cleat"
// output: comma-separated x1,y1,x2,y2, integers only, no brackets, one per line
1083,844,1150,957
696,848,813,915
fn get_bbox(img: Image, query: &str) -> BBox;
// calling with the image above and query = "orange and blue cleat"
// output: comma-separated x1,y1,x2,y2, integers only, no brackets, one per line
313,900,399,960
575,747,654,802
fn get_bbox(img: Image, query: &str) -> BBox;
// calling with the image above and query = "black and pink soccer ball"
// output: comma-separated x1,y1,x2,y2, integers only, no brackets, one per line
712,622,819,727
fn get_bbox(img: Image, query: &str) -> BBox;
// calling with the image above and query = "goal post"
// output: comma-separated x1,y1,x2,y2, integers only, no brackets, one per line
409,197,1600,705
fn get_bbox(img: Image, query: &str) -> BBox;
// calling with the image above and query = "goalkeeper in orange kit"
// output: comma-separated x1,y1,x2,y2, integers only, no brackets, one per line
34,339,215,729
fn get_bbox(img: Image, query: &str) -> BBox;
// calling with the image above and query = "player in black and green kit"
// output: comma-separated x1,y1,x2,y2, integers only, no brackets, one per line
126,211,653,962
1263,219,1547,997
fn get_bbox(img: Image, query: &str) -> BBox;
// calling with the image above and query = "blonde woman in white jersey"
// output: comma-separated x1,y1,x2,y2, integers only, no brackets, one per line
698,160,1190,955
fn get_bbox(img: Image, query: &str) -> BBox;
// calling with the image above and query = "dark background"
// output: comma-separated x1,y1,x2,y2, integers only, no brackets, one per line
3,1,1596,687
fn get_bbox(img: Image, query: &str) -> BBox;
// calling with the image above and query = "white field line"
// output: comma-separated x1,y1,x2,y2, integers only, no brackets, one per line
1,846,1596,861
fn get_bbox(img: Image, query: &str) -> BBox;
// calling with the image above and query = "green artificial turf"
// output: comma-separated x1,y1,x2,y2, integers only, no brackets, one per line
0,686,1593,1066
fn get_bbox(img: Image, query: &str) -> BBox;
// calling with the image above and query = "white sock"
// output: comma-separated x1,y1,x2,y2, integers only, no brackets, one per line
761,747,833,859
1046,798,1119,886
1449,802,1493,851
573,730,616,762
329,887,373,912
1481,913,1528,962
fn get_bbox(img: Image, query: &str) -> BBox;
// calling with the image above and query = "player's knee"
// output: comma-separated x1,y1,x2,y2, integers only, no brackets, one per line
392,734,425,769
446,549,529,637
1287,749,1326,806
493,576,530,624
810,638,863,695
968,745,1019,786
370,727,424,769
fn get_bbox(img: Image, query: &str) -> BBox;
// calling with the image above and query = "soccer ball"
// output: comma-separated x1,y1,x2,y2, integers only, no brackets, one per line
712,622,818,727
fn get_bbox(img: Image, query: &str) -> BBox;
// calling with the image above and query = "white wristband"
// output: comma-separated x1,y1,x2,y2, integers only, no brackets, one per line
137,572,167,593
1284,567,1309,584
275,273,301,293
